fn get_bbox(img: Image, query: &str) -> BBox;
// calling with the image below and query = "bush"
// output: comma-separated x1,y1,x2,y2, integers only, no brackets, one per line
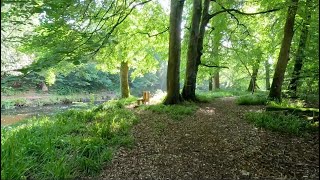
143,101,198,120
245,111,318,135
1,102,138,179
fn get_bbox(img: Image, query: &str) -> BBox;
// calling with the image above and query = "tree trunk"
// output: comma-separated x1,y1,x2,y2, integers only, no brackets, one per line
194,0,211,92
182,0,202,101
288,0,311,97
120,61,130,98
163,0,185,105
268,0,299,101
265,60,270,90
209,75,213,91
247,67,259,92
214,71,220,89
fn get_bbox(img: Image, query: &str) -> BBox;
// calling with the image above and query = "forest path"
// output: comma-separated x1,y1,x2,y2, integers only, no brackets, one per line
92,97,319,180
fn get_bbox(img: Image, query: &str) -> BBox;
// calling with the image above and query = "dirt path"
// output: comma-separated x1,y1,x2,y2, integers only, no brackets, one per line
89,97,319,180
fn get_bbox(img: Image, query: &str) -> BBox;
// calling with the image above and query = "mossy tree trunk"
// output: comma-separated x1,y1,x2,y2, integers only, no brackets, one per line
163,0,185,105
182,0,202,101
268,0,299,101
120,61,130,98
214,71,220,89
288,0,311,97
265,60,270,90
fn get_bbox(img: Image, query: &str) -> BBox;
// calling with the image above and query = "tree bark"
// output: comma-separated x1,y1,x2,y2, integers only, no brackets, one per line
214,71,220,89
120,61,130,98
288,0,311,97
265,60,270,90
209,75,213,91
182,0,202,101
268,0,299,101
247,67,259,92
163,0,185,105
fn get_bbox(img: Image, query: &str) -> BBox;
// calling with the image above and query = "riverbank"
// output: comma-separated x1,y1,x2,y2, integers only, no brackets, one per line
1,90,116,110
1,90,117,125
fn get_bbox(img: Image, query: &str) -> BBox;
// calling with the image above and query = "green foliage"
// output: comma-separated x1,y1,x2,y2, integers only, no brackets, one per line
236,93,268,105
245,111,318,136
1,98,28,109
1,102,138,179
1,100,16,109
50,63,119,95
143,102,198,120
94,96,138,111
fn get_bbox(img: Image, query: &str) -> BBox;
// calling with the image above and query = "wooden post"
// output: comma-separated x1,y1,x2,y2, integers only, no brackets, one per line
143,91,150,104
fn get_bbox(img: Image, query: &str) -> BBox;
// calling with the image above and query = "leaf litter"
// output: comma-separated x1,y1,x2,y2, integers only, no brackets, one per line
84,97,319,180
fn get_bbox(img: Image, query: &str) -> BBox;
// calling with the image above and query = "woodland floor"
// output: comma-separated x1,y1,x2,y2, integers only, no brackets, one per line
85,97,319,180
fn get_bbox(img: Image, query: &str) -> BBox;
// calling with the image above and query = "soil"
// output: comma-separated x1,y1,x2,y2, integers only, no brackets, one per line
84,97,319,180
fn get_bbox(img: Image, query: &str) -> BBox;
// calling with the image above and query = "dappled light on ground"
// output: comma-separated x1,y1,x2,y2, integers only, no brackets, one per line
88,97,319,180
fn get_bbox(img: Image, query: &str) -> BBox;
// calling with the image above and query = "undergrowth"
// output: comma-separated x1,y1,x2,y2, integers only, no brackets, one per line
142,101,198,120
267,98,306,108
1,99,138,179
236,93,268,105
245,111,318,136
196,89,248,102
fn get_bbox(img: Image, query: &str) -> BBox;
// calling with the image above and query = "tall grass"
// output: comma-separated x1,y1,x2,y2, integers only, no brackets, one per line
1,100,138,179
245,112,318,136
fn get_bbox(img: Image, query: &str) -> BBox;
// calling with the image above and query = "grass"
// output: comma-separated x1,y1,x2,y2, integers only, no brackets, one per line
1,99,139,179
245,111,318,136
236,92,268,105
94,96,138,111
142,101,198,121
196,89,249,102
267,98,306,109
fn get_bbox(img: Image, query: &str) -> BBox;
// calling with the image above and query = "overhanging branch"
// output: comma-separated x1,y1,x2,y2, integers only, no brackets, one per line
208,3,282,20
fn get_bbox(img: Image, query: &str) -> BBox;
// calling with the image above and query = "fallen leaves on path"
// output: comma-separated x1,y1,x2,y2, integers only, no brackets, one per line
86,97,319,180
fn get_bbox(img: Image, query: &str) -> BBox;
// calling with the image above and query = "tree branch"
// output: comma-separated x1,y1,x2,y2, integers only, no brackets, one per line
200,63,229,68
208,3,282,20
137,27,169,37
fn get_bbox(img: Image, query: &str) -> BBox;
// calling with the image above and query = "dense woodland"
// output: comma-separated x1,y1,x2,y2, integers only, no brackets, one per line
1,0,319,179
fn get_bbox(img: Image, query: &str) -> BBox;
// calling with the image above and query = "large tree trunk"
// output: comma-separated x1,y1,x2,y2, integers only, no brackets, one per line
288,0,311,97
268,0,299,101
163,0,185,105
120,61,130,98
265,60,270,90
214,71,220,89
247,67,259,92
181,0,211,100
182,0,202,101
